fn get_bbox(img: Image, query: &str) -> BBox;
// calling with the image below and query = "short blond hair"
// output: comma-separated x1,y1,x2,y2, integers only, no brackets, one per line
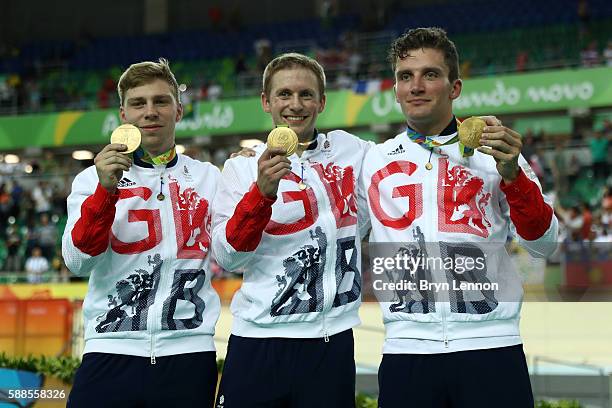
262,53,326,99
117,58,180,106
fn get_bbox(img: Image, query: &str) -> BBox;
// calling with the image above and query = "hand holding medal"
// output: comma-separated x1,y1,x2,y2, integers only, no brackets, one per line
470,116,523,182
266,125,298,156
110,124,142,153
93,124,140,193
256,126,294,198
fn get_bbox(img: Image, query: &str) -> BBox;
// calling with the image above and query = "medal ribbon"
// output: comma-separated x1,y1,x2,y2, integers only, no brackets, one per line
405,119,474,157
140,146,177,165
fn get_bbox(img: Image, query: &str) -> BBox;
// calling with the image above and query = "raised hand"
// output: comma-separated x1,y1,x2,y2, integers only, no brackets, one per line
94,143,132,193
256,147,292,198
477,116,522,183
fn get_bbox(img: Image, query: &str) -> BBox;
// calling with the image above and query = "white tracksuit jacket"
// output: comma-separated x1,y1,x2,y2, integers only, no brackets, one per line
62,153,220,361
361,128,558,354
212,130,371,339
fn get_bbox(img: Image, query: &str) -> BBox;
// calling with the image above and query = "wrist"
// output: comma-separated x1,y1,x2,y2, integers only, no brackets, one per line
103,184,118,194
256,181,277,199
502,166,520,184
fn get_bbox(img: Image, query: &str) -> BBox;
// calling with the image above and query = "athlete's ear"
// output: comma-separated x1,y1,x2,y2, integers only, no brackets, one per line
450,79,462,100
261,91,271,113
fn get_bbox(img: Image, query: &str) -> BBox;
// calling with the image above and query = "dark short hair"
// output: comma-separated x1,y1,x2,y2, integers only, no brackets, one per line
262,53,326,99
388,27,460,82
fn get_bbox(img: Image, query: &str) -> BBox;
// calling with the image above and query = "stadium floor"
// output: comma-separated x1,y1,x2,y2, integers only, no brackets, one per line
213,303,612,375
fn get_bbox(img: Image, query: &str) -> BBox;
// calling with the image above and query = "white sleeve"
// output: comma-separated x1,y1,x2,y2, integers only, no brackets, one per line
211,157,259,272
357,141,374,240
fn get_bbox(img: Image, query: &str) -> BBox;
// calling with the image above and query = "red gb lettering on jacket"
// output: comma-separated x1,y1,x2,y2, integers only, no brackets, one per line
369,161,423,229
438,158,491,237
311,163,357,228
265,172,319,235
111,187,162,254
168,177,211,259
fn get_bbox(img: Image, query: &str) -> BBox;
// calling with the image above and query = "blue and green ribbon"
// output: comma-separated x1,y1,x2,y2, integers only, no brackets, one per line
405,119,474,157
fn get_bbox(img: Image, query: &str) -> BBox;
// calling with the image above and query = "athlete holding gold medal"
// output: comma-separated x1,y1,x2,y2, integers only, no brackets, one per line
63,59,220,407
212,53,372,407
360,28,559,407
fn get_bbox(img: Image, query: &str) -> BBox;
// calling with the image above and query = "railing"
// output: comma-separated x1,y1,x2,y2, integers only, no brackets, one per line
532,355,610,407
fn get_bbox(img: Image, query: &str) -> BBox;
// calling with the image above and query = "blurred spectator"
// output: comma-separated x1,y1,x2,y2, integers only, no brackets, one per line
550,141,570,197
9,182,23,219
97,77,116,109
316,44,347,82
604,40,612,67
580,41,600,67
35,213,58,261
460,60,472,78
254,38,273,73
601,186,612,229
319,0,337,29
522,130,544,181
234,53,248,76
522,130,537,162
589,131,609,180
515,50,529,72
199,81,209,100
51,247,70,283
343,39,364,79
40,151,60,174
0,183,10,235
557,205,584,241
25,246,48,283
207,81,222,101
580,202,593,241
208,5,223,31
25,79,41,112
603,119,612,137
566,152,581,188
335,71,353,89
0,76,17,111
3,226,22,272
23,217,40,258
31,181,52,215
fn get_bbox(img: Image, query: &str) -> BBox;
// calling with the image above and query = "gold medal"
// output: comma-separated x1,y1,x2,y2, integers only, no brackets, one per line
267,125,298,156
298,182,307,190
110,124,142,154
425,162,433,170
458,117,486,149
157,193,165,201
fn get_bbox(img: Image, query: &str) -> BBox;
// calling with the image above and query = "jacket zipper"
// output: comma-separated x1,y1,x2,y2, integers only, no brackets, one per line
304,155,335,343
322,317,329,343
150,168,173,364
430,150,449,349
150,335,156,364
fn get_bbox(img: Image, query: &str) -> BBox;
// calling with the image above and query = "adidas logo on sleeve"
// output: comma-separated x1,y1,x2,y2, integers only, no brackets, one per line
388,144,405,155
117,177,136,188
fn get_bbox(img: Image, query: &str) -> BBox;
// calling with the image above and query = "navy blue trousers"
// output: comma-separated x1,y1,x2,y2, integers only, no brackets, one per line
216,329,356,408
67,351,217,408
378,345,534,408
